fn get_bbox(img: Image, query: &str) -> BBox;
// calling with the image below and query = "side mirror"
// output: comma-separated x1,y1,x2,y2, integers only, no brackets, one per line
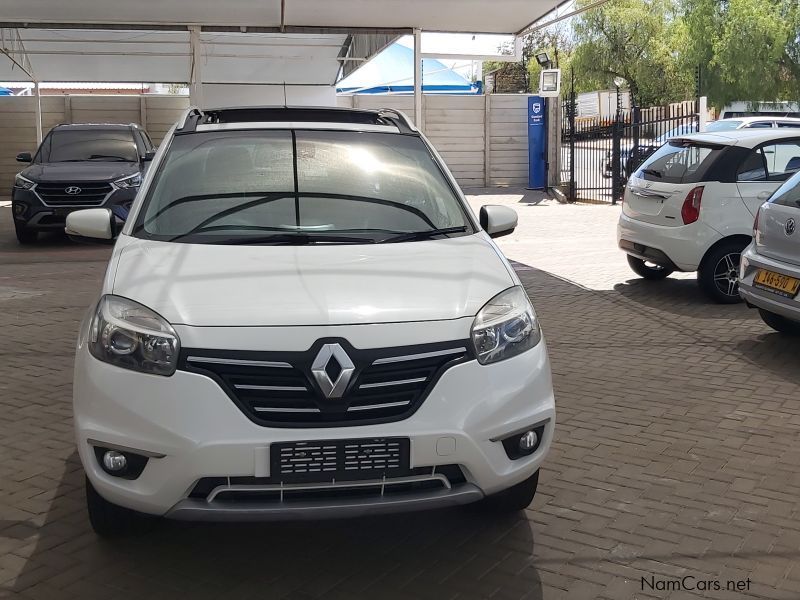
479,205,518,238
65,208,117,244
142,150,156,162
16,152,32,163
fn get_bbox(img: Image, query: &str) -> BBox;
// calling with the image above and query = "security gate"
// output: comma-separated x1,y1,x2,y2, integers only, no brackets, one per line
561,85,699,204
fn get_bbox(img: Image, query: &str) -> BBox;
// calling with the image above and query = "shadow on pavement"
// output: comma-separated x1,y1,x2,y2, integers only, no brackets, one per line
7,451,543,600
734,332,800,385
612,276,756,320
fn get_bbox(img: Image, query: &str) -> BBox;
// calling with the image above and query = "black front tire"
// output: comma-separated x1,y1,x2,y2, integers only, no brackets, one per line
759,309,800,335
698,241,747,303
481,470,539,513
627,255,673,280
14,223,38,244
85,477,142,537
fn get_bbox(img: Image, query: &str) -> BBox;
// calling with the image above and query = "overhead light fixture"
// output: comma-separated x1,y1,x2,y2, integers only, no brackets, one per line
535,53,551,68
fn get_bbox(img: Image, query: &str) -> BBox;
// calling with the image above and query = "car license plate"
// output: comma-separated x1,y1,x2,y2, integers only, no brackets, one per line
271,437,410,483
753,269,800,298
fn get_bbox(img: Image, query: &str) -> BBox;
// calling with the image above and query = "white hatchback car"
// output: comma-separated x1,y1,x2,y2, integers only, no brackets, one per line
618,130,800,302
66,106,556,536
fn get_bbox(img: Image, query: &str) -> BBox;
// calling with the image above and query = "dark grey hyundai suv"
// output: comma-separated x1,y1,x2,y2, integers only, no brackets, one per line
11,123,155,244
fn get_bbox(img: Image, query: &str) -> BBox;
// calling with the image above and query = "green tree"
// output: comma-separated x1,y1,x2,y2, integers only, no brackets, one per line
683,0,800,105
569,0,695,105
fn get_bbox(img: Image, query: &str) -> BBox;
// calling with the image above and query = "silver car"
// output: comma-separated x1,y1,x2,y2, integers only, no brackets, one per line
740,172,800,334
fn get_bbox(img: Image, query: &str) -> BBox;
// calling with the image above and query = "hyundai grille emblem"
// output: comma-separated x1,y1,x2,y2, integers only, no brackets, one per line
310,343,355,399
786,218,796,237
65,186,82,195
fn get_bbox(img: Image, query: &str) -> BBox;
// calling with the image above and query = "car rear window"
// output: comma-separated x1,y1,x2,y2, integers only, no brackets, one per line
633,140,724,184
133,129,472,244
768,171,800,208
37,128,139,163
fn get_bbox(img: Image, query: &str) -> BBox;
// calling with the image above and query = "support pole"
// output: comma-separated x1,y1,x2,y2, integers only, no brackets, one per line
189,26,204,107
698,96,708,132
34,81,43,144
413,28,423,132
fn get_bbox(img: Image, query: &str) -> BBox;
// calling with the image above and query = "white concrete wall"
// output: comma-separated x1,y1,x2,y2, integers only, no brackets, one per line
1,93,537,192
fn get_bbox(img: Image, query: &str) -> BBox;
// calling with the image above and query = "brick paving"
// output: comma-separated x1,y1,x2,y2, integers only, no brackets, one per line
1,192,800,600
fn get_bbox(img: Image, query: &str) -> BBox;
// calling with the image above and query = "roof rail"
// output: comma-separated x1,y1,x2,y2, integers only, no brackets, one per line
377,108,417,134
176,106,204,133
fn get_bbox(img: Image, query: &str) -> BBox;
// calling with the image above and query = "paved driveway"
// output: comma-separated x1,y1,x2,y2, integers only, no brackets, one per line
1,193,799,600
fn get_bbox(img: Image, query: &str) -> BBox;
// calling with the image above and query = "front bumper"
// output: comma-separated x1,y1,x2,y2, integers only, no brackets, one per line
11,186,137,231
739,244,800,323
617,211,719,272
74,329,556,519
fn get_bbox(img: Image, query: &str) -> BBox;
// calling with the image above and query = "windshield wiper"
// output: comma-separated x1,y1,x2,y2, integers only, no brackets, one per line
221,233,378,245
168,225,377,245
378,226,468,244
641,168,662,178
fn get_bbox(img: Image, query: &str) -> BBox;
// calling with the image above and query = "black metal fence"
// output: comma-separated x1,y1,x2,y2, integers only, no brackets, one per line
561,93,699,204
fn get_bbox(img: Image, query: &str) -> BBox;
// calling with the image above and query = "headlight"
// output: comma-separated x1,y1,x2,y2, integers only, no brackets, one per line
113,173,142,189
89,295,180,376
471,286,541,365
14,174,35,190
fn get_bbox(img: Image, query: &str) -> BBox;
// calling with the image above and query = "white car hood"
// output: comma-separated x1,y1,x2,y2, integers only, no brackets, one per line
110,234,514,327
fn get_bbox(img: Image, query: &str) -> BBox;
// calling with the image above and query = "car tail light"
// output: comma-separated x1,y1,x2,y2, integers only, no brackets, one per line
680,186,704,224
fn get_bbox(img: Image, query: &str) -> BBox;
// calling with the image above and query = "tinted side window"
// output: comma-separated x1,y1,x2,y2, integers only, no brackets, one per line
769,172,800,207
737,149,767,181
743,121,773,128
777,122,800,128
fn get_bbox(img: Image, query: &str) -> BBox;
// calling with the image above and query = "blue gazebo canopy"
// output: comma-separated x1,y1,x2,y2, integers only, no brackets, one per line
337,43,480,95
0,87,13,96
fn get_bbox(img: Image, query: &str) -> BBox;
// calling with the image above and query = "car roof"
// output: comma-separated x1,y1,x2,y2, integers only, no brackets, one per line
718,116,800,125
52,123,137,130
177,105,416,135
669,129,800,147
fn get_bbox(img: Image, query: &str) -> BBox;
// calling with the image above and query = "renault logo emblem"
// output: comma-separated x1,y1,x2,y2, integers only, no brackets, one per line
786,218,796,236
310,344,355,399
65,186,82,195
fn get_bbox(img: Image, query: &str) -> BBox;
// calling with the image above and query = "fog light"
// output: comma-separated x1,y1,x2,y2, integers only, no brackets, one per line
13,203,26,216
519,430,538,451
498,423,547,460
102,450,127,472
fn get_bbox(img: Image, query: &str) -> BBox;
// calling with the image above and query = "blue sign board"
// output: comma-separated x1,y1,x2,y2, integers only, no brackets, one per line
527,96,547,189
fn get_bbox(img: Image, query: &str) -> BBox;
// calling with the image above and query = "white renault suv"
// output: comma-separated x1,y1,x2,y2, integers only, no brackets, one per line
66,106,556,536
618,130,800,302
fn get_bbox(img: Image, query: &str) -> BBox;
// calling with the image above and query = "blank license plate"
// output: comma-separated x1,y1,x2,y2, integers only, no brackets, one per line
754,269,800,298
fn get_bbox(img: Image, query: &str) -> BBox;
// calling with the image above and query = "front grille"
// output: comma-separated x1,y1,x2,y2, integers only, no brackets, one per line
36,181,112,206
180,340,471,427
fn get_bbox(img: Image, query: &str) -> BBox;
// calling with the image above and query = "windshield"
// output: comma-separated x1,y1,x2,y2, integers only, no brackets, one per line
705,120,743,132
634,140,724,183
133,130,473,244
38,128,139,163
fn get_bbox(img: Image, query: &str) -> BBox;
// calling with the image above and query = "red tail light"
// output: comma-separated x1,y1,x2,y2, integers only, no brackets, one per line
681,186,704,224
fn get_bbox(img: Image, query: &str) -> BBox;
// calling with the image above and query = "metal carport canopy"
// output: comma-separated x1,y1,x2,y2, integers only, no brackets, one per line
1,0,561,35
0,0,563,85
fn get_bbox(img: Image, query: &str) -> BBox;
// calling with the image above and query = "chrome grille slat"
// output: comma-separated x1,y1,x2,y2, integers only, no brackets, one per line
35,181,114,207
372,347,467,365
358,377,427,389
348,400,411,412
187,356,292,368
